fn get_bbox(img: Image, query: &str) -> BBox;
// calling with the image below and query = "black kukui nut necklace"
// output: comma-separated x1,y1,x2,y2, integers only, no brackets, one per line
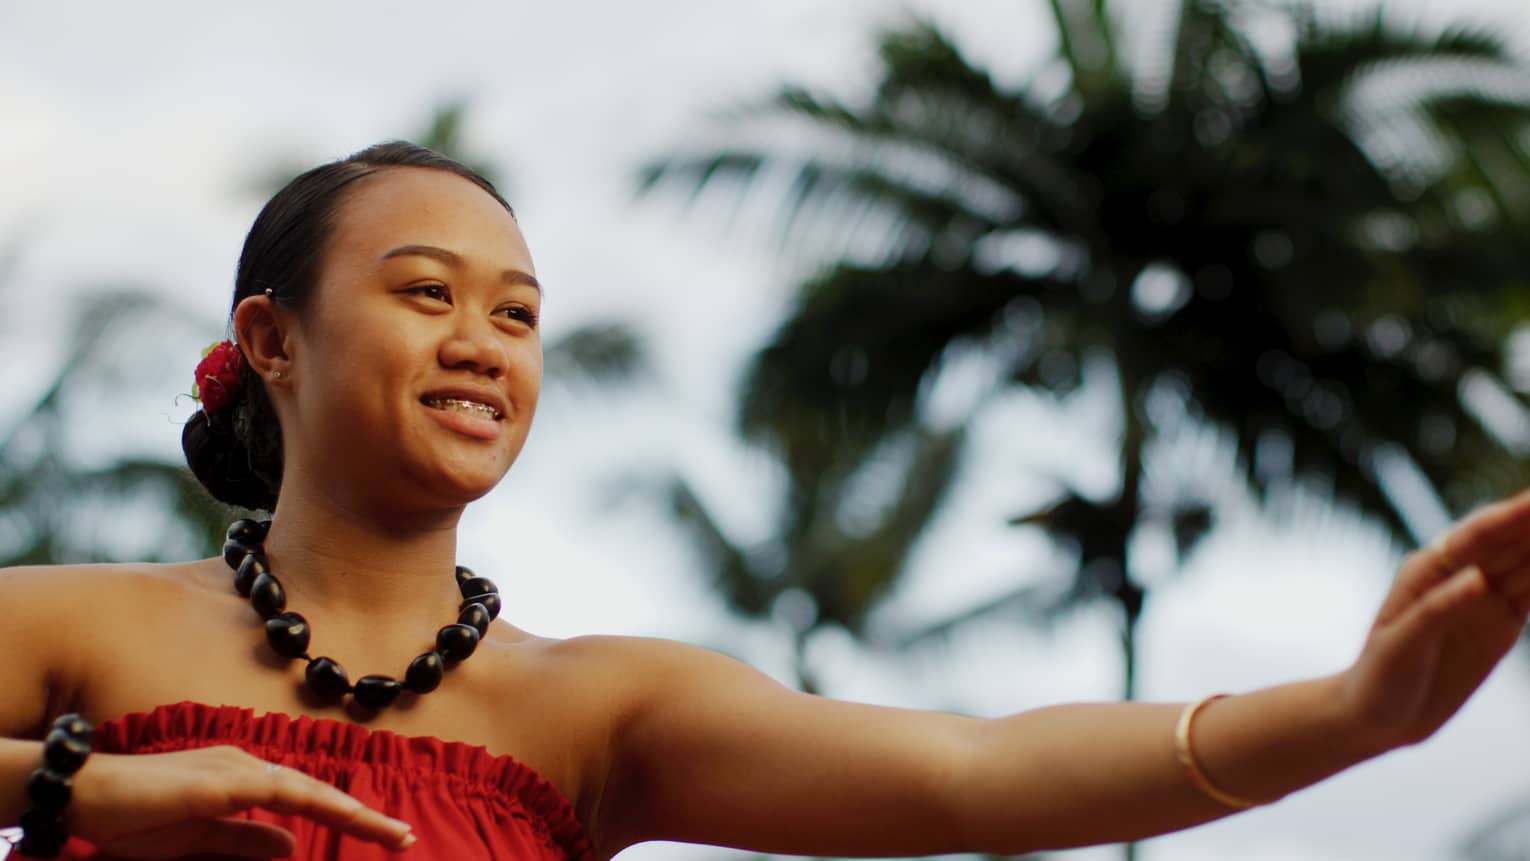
222,518,500,711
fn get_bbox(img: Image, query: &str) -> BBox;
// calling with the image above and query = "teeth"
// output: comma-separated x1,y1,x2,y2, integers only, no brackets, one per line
425,398,500,420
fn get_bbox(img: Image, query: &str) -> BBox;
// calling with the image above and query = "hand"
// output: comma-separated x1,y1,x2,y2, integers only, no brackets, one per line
1339,488,1530,752
62,745,413,858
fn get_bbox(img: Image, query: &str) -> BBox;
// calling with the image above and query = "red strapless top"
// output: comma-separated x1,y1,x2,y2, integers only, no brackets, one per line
24,702,593,861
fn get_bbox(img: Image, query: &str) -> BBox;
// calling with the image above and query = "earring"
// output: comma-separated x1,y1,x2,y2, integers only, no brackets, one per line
271,370,283,381
264,288,274,298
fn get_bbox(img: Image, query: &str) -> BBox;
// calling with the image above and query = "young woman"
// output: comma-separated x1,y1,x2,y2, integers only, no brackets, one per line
2,142,1527,861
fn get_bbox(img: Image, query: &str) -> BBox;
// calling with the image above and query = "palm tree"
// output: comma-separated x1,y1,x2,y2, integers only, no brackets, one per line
0,288,233,564
0,103,647,567
642,1,1530,858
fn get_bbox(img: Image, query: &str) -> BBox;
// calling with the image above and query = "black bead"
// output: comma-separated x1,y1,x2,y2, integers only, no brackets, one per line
436,623,481,662
249,572,286,619
17,808,59,831
458,602,491,637
458,576,498,601
25,768,71,812
43,729,90,774
234,553,267,598
223,539,257,570
459,575,500,619
353,675,404,710
17,808,65,857
226,518,267,545
405,651,445,693
264,612,310,659
305,657,351,698
454,565,476,587
50,714,92,744
474,591,502,621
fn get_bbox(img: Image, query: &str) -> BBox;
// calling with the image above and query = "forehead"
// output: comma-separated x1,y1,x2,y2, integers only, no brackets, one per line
324,166,533,274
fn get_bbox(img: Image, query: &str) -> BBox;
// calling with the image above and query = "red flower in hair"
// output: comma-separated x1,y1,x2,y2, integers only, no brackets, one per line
194,340,245,414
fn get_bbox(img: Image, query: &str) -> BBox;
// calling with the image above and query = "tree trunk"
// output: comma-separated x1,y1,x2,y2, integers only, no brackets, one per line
1116,375,1147,861
1121,609,1141,861
793,624,819,696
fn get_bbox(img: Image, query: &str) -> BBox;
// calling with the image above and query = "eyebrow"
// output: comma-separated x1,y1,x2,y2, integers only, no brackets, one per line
381,244,542,293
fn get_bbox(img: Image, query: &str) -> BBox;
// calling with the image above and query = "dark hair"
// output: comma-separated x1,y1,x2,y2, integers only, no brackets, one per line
182,141,512,511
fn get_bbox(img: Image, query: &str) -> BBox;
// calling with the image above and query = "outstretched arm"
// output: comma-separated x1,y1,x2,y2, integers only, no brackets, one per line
588,488,1530,858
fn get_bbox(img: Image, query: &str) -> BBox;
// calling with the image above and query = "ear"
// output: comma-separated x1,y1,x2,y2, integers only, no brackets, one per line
233,294,292,383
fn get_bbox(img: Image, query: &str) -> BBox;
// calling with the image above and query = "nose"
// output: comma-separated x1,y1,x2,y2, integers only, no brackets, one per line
438,312,506,379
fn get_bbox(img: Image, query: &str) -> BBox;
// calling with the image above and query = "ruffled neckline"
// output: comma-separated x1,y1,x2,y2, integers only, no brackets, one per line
94,701,593,861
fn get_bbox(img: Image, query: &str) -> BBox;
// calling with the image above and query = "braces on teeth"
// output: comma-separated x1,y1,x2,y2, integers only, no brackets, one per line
426,398,500,419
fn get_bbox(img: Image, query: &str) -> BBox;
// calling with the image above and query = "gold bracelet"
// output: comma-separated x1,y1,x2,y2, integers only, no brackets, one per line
1174,694,1263,810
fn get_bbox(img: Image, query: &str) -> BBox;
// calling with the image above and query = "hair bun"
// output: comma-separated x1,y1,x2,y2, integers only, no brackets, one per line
181,400,279,512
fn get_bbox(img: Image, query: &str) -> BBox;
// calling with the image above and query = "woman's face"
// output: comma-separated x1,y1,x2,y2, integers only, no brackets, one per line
278,166,543,513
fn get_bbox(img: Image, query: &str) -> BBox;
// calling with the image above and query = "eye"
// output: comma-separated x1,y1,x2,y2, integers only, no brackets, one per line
407,283,451,303
496,305,539,328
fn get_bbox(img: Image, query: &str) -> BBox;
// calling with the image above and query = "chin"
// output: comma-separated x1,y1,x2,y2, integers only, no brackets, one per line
397,433,527,507
424,459,518,505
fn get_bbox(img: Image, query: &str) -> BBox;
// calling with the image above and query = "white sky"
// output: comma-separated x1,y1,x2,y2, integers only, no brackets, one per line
4,2,1530,860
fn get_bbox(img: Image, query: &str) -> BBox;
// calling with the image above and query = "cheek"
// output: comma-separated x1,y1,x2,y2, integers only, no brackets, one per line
297,339,411,433
515,344,544,400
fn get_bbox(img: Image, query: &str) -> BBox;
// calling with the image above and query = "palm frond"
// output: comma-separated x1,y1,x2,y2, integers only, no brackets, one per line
895,580,1070,650
1046,0,1127,100
664,477,774,618
809,427,966,631
737,262,1068,479
543,322,648,385
1291,2,1517,113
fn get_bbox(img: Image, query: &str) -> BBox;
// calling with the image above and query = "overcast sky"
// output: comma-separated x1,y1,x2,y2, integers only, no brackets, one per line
5,2,1530,860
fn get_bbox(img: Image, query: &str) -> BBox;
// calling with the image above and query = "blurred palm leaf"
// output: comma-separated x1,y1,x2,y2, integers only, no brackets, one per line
0,288,229,564
543,322,648,385
661,425,965,694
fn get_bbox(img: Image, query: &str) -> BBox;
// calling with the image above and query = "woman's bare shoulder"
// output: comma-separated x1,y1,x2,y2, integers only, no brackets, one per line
531,633,774,690
0,560,223,737
532,632,707,659
0,559,227,627
0,559,225,607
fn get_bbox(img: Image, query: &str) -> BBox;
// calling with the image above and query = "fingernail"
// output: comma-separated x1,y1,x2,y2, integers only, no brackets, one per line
399,832,416,850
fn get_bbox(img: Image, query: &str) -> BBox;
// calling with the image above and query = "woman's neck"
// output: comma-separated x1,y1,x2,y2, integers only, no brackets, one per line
256,484,468,631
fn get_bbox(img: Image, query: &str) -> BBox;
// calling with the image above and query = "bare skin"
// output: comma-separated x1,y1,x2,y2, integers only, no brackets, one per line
3,165,1528,860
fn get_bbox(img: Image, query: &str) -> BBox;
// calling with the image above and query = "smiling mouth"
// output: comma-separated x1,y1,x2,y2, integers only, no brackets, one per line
422,397,503,421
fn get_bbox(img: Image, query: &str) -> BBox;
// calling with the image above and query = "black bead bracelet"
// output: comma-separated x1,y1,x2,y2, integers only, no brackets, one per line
15,714,93,858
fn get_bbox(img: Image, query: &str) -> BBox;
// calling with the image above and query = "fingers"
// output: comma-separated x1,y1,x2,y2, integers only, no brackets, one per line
1379,545,1467,626
1366,564,1526,744
1402,566,1489,631
242,762,415,850
1449,525,1530,613
191,752,413,850
1434,489,1530,571
1386,490,1530,625
74,747,416,857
